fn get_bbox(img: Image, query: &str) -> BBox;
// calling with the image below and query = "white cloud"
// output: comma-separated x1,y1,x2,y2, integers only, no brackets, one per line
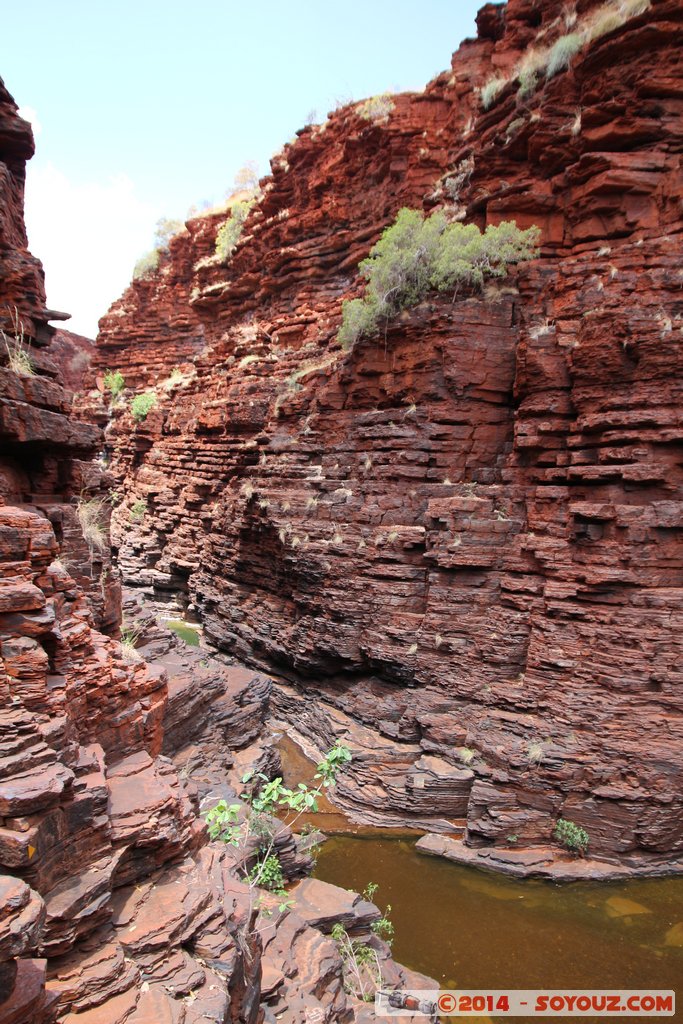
18,105,42,136
23,162,160,337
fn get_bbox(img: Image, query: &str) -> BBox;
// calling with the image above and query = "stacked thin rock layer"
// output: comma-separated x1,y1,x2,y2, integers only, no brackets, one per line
96,0,683,872
1,77,429,1023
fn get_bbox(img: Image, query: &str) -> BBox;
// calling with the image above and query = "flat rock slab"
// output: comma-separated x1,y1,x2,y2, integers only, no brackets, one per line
289,877,378,933
0,876,45,960
415,834,683,881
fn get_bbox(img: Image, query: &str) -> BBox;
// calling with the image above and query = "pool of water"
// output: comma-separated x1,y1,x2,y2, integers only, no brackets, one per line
276,731,681,1020
165,618,201,646
313,834,683,1021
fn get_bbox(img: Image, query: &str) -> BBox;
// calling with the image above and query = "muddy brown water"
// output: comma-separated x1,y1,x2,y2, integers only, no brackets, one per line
277,733,683,1022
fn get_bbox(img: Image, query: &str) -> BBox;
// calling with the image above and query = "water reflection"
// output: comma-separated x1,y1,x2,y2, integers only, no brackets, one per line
277,732,682,1020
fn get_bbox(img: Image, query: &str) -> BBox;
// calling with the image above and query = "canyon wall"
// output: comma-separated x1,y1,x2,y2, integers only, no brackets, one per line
1,77,423,1023
97,0,683,873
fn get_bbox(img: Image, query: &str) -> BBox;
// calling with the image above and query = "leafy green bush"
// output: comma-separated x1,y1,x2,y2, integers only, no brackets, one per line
205,742,352,916
338,209,539,350
546,33,583,77
130,392,157,422
554,818,589,855
129,499,147,522
215,199,255,260
132,249,160,280
248,854,286,894
103,369,125,397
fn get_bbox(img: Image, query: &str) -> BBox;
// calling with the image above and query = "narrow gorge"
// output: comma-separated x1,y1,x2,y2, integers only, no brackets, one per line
1,0,682,1021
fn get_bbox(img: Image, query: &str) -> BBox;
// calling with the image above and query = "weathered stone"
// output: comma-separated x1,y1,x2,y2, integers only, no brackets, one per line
94,0,683,875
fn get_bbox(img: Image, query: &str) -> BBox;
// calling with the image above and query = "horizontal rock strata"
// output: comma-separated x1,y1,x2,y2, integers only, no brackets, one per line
95,0,683,874
1,77,429,1022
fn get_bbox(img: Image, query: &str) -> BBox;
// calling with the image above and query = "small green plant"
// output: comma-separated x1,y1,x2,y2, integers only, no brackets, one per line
103,369,125,398
129,499,147,522
526,740,545,764
76,497,107,556
2,306,34,376
357,93,394,123
248,854,286,895
363,883,394,945
480,75,507,109
331,923,382,1002
337,209,539,351
546,32,583,77
119,625,142,664
160,367,186,389
506,834,519,845
130,392,157,422
363,882,378,902
457,746,476,766
554,818,589,856
215,199,255,260
206,742,351,894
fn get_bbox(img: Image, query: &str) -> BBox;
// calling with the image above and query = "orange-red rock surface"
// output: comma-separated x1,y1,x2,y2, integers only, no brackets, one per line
1,76,429,1023
97,0,683,874
49,331,94,393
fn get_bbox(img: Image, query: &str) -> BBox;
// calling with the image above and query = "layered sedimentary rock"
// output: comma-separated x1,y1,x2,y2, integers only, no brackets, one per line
93,226,210,393
98,0,683,874
1,77,429,1022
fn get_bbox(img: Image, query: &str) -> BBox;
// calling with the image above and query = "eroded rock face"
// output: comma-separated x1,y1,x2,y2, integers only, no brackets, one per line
1,77,431,1023
49,331,94,393
96,0,683,873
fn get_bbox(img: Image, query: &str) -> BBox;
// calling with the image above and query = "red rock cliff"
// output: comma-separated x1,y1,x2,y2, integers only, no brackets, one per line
0,75,225,1024
97,0,683,873
1,76,430,1022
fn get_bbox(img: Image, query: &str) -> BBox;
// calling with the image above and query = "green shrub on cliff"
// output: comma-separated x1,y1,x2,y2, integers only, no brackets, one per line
130,391,157,422
132,217,184,281
103,369,125,397
337,209,539,350
215,198,255,260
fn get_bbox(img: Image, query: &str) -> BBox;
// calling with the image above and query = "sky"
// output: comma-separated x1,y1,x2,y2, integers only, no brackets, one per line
3,1,483,337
